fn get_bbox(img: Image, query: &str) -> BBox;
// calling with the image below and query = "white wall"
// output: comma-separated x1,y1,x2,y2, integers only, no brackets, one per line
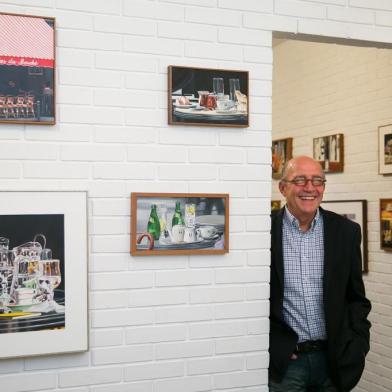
272,38,392,392
0,0,391,391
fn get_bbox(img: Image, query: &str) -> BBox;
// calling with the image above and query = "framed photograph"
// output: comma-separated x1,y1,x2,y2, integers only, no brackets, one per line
168,65,249,127
271,200,282,212
0,12,55,125
131,193,229,256
378,124,392,174
0,191,88,358
380,199,392,251
313,133,344,173
321,200,368,272
272,138,293,179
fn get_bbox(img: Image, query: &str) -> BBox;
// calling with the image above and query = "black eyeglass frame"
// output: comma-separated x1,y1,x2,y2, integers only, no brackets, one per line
281,176,327,187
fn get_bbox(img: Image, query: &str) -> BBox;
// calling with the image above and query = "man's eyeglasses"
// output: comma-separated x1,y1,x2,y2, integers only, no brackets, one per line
282,176,326,187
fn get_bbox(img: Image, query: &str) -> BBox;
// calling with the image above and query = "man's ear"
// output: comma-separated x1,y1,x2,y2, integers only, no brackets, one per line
278,181,286,197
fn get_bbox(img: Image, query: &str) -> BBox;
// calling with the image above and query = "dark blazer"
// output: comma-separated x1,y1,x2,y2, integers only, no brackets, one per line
270,207,371,392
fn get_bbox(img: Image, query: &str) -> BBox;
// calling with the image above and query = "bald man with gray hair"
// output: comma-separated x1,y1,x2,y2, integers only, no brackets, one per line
269,156,371,392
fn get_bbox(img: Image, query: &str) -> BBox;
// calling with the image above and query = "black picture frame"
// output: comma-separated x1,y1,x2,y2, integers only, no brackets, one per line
168,65,249,127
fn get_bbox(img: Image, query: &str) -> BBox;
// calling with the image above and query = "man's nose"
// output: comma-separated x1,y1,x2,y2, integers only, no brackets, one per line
303,180,316,190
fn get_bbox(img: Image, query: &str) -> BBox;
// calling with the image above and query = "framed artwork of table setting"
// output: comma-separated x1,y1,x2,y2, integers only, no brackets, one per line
321,199,368,272
131,192,229,256
168,65,249,127
313,133,344,173
0,12,56,125
0,191,88,358
378,124,392,175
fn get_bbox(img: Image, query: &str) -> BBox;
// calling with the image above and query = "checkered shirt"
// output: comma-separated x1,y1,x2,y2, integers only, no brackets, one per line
282,207,327,342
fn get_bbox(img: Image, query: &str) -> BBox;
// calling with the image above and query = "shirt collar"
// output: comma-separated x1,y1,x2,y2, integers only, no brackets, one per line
283,205,321,232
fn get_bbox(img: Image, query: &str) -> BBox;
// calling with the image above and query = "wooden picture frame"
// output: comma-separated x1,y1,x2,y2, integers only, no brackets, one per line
0,12,55,125
168,65,249,127
380,199,392,251
272,138,293,179
131,193,229,256
321,200,368,272
313,133,344,173
0,191,88,358
378,124,392,175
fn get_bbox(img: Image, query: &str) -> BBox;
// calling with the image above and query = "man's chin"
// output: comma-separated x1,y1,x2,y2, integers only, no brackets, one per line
297,202,319,214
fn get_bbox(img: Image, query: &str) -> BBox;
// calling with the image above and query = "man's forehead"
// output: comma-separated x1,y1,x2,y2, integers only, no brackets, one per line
289,160,323,174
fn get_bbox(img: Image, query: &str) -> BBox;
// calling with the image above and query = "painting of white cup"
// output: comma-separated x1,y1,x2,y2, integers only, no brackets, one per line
183,227,197,243
196,226,217,239
171,224,185,243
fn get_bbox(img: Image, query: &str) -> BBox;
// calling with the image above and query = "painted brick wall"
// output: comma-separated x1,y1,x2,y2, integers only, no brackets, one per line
272,38,392,392
0,0,391,391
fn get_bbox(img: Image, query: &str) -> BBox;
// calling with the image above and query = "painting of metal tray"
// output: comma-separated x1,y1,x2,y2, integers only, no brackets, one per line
173,107,247,122
0,290,65,334
137,238,217,251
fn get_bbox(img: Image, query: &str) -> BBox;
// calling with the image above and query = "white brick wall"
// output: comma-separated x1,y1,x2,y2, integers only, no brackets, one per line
0,0,390,391
272,37,392,392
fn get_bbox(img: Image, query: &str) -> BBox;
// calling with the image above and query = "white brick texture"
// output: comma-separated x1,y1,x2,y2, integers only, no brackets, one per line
0,1,389,391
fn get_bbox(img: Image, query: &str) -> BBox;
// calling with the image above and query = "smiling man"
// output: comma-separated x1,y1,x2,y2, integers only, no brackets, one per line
269,156,371,392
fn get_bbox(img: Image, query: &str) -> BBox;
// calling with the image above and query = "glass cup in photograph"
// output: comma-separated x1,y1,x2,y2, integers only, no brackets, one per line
212,77,224,100
229,78,240,102
40,248,53,260
0,250,15,306
39,259,61,302
0,237,9,251
198,91,209,107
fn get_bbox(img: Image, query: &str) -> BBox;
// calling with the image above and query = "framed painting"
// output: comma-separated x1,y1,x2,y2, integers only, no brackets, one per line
272,138,293,179
0,191,88,358
271,200,282,212
168,65,249,127
378,124,392,174
313,133,344,173
321,200,368,272
380,199,392,251
0,12,55,125
131,193,229,256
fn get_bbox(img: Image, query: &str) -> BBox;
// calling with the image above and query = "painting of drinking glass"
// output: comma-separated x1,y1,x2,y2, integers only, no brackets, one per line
168,65,248,127
378,124,392,174
272,138,292,180
131,193,229,255
0,12,55,125
380,199,392,251
313,133,344,173
0,191,87,359
0,218,64,330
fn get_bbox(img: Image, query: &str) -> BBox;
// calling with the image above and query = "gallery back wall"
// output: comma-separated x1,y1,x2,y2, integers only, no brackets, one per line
0,1,391,391
272,37,392,392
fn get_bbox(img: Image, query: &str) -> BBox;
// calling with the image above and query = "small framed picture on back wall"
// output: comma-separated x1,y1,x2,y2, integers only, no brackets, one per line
313,133,344,173
272,138,293,180
378,124,392,175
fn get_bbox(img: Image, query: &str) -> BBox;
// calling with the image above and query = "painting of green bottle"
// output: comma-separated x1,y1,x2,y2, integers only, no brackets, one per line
131,193,229,256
